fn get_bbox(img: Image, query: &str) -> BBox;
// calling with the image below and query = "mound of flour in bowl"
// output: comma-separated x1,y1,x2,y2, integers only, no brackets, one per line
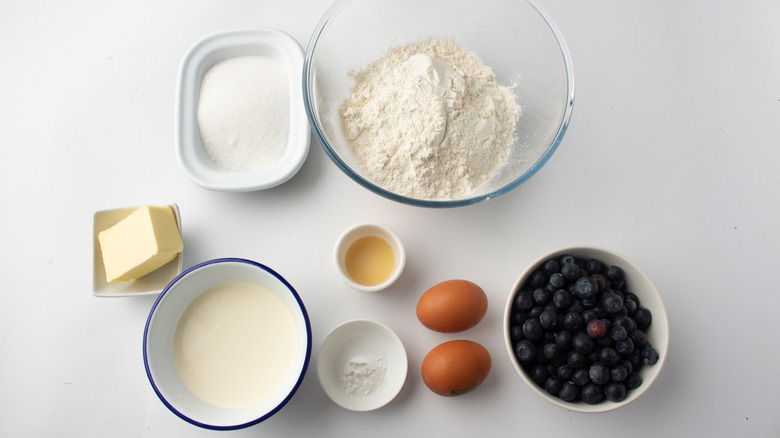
340,38,519,201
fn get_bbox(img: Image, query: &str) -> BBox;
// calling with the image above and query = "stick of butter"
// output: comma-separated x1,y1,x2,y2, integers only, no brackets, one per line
98,205,183,283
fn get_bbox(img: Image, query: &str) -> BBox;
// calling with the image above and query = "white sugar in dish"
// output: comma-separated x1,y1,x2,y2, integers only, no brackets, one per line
197,56,290,172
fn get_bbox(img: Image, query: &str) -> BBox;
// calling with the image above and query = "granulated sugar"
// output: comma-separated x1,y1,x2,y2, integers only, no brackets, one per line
197,55,289,172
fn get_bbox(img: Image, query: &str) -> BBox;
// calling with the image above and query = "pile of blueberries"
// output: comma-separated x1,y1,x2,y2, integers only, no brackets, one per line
509,254,660,404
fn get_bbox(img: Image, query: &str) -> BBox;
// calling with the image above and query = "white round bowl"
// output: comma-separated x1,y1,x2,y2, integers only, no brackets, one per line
333,223,406,292
176,28,310,192
317,320,408,411
503,246,669,413
143,258,312,430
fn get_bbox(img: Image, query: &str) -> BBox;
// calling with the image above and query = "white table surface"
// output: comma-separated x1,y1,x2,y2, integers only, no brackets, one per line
2,0,779,436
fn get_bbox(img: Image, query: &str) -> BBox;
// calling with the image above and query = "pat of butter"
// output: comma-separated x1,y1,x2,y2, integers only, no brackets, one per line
98,205,183,283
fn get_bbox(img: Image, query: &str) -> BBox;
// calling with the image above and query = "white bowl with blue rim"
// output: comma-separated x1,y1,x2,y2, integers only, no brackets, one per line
143,258,312,430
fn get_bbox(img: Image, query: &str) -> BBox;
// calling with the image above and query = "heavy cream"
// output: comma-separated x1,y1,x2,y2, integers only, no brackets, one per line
173,281,298,409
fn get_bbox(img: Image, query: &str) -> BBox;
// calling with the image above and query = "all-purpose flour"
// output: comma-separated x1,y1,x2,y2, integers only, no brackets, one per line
340,38,519,200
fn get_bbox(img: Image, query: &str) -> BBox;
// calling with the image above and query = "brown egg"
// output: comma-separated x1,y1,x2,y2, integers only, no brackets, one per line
416,280,488,333
421,340,491,397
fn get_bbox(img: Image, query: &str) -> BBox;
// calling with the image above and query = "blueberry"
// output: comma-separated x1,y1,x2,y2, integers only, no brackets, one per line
510,311,528,326
625,372,643,390
529,305,543,319
610,364,628,382
561,262,580,281
522,318,544,341
510,324,525,342
543,343,563,360
589,363,610,385
624,292,641,306
586,319,607,339
542,259,560,275
581,309,599,323
598,347,620,366
549,272,566,289
528,364,548,386
563,312,584,331
542,330,556,345
539,308,559,330
558,381,579,402
630,329,648,348
572,368,590,386
605,382,627,402
641,345,659,365
606,265,623,281
581,383,605,404
616,337,635,355
627,349,643,369
567,350,588,369
530,270,547,288
623,296,638,315
533,287,552,305
568,299,584,314
574,276,598,299
591,273,607,291
613,315,637,333
553,289,572,309
513,290,534,311
610,278,627,291
555,330,573,349
596,335,613,348
634,306,652,329
557,364,574,380
514,339,537,363
602,291,624,314
572,332,595,354
560,254,577,266
620,359,633,376
586,258,604,275
611,325,628,341
544,376,564,395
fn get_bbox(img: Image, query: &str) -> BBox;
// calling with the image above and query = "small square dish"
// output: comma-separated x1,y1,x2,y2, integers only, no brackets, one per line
175,28,310,192
93,204,183,297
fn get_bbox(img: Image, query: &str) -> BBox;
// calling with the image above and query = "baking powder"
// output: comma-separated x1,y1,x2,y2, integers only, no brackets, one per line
340,38,519,200
341,355,387,395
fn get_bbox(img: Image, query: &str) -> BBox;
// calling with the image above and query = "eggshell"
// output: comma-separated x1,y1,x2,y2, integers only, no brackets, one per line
421,340,491,397
416,280,488,333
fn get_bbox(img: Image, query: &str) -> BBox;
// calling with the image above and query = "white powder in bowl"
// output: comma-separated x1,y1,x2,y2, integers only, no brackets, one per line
340,38,519,200
341,355,387,395
197,55,289,172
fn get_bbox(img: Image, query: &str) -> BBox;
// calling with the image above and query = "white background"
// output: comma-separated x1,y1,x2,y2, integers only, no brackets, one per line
1,0,779,436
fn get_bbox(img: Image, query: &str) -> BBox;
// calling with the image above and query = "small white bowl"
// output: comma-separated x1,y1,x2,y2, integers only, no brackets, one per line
503,246,670,413
176,28,310,192
317,320,408,411
144,258,312,430
333,223,406,292
92,204,183,297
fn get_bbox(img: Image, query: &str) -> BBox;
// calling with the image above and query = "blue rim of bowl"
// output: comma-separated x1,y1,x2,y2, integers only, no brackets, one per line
303,0,575,208
142,257,313,431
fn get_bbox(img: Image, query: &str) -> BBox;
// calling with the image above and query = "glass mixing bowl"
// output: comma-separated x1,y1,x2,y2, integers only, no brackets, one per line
304,0,574,207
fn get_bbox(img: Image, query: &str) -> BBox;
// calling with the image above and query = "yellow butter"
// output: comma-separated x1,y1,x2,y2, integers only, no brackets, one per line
98,205,183,283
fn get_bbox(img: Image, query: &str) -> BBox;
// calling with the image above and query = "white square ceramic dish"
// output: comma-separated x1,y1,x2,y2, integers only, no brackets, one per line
92,204,183,297
175,28,310,192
